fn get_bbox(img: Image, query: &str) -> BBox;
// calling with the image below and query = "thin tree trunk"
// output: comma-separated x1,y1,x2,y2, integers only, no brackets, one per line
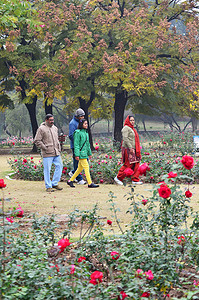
191,117,198,132
113,89,128,145
25,96,39,153
45,101,53,115
19,79,38,152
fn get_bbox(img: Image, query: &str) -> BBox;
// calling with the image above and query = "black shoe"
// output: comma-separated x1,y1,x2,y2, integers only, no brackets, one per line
88,183,99,188
67,180,75,188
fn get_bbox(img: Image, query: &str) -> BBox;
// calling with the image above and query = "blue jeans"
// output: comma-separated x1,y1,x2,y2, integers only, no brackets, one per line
72,148,83,182
43,156,63,188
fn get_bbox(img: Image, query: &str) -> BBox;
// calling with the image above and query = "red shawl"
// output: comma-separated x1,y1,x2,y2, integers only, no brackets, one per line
123,115,141,158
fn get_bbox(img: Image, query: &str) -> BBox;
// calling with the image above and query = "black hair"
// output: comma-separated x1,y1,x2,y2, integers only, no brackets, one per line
45,114,54,120
129,115,134,120
78,118,87,129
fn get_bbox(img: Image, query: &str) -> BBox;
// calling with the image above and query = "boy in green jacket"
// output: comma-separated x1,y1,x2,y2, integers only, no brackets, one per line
67,119,99,188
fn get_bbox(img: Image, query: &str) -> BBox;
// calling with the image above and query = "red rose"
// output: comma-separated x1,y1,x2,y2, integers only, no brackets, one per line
89,271,103,285
118,291,128,299
15,207,24,218
78,256,86,263
70,264,75,274
58,238,71,252
23,158,27,163
95,145,99,151
109,155,112,159
107,219,112,225
62,170,66,174
141,292,150,298
0,179,6,189
6,217,14,223
111,251,120,260
145,270,154,280
124,168,134,177
181,155,194,170
12,142,15,146
185,190,192,198
100,179,104,183
158,185,171,199
168,171,177,178
64,167,67,170
177,235,185,245
142,199,148,206
138,163,150,176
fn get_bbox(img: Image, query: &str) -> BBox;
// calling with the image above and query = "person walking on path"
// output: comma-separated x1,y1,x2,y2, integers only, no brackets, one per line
34,114,63,192
67,119,99,188
69,108,86,185
114,115,142,186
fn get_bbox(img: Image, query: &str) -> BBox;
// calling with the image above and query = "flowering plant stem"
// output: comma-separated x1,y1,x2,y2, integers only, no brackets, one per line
107,192,124,234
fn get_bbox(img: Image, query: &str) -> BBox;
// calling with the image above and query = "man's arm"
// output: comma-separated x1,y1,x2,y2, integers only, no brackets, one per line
34,128,46,150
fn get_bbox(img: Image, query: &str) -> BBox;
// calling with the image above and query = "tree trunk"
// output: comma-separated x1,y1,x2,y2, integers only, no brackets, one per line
113,89,128,145
45,101,53,115
19,79,39,152
191,117,198,132
25,96,39,153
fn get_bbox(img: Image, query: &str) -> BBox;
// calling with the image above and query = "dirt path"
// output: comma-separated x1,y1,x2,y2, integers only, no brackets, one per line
0,155,198,231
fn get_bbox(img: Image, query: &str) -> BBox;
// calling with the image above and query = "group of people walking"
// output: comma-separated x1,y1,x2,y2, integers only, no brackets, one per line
34,109,142,192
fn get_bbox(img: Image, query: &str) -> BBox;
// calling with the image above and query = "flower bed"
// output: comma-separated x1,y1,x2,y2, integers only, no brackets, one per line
7,133,199,185
1,165,199,299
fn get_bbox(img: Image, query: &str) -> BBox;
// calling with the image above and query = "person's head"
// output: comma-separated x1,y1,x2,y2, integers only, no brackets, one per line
129,115,135,126
45,114,54,127
78,118,88,130
75,108,85,120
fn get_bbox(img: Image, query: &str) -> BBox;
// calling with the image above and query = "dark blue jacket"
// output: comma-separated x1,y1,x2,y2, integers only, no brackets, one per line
69,116,79,149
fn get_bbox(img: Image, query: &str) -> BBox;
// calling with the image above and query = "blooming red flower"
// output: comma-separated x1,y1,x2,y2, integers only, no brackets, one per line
62,170,66,174
31,157,33,159
12,142,15,146
111,251,120,260
141,292,150,298
100,179,104,183
70,264,75,274
23,158,27,163
168,171,177,178
15,207,24,218
107,219,112,225
158,184,171,199
63,167,67,170
142,199,148,206
124,168,134,177
58,238,71,252
193,280,199,286
118,291,128,299
6,217,14,223
138,163,150,176
89,271,103,285
145,270,154,280
0,179,6,189
95,145,99,151
109,155,112,159
177,235,185,245
185,190,192,198
34,165,37,169
181,155,194,170
78,256,86,263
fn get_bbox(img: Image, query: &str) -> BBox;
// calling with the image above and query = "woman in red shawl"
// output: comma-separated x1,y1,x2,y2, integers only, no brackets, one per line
114,115,142,185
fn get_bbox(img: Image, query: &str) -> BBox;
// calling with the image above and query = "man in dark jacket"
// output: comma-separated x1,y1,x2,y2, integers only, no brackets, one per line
34,114,63,192
68,108,86,185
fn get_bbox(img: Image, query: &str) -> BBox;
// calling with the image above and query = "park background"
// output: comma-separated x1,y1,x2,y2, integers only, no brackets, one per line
0,0,199,299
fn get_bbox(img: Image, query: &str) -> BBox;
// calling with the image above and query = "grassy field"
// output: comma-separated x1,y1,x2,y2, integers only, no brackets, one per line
0,155,198,233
